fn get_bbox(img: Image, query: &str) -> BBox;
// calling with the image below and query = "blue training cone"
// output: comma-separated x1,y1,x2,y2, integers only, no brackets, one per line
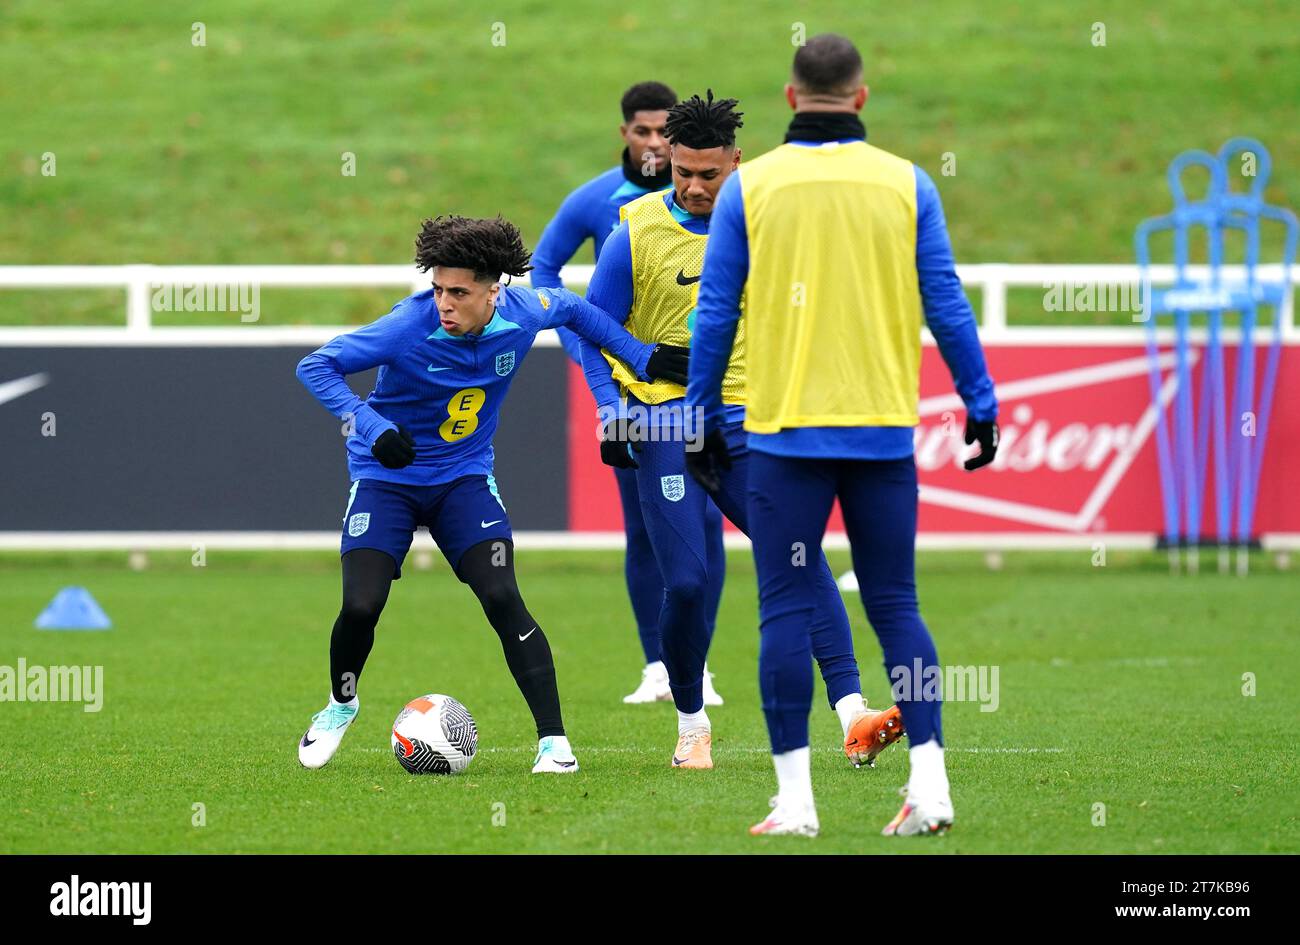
35,586,112,631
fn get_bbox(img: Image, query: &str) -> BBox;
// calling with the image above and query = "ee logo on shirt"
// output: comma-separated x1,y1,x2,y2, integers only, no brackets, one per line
440,388,486,442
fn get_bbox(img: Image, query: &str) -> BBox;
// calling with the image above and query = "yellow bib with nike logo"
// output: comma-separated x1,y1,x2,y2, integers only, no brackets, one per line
738,140,922,433
603,191,746,405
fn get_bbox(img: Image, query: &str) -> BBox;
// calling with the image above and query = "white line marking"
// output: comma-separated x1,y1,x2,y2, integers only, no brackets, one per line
357,746,1064,755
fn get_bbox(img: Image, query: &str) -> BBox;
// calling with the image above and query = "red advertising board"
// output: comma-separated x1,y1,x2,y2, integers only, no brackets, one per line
567,341,1300,541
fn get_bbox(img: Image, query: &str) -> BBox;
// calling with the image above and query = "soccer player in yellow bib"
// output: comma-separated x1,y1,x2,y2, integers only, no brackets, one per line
530,81,727,708
686,36,999,837
579,91,905,775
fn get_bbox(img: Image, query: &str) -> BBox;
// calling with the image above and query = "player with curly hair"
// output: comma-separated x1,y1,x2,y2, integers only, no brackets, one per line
293,214,690,774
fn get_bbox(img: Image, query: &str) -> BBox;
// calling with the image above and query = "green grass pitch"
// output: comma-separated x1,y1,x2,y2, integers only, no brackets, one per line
2,0,1297,327
1,549,1295,854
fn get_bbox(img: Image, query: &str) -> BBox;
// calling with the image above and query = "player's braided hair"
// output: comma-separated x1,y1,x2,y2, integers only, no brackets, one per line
414,214,533,282
664,89,744,150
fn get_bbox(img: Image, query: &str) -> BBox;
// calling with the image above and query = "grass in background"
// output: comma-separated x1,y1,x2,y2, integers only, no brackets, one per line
2,0,1297,324
1,548,1295,854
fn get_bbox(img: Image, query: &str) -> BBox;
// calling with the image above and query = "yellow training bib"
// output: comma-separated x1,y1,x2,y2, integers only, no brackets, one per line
737,140,923,433
603,191,746,405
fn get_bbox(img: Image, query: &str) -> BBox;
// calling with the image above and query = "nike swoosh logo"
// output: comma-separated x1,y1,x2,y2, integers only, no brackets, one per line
672,756,689,766
481,519,503,528
0,372,50,407
553,759,576,768
517,626,538,642
676,269,701,286
427,365,452,372
301,732,316,747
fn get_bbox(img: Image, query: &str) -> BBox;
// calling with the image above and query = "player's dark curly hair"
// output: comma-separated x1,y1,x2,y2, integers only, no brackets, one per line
413,214,533,282
664,89,744,150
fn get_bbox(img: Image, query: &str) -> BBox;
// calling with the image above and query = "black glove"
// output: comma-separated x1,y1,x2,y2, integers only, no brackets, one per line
372,424,416,469
644,343,690,385
963,418,999,471
685,428,731,493
599,418,643,469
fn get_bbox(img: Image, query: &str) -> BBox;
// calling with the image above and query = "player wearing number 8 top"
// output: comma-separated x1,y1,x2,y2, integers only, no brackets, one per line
293,214,690,775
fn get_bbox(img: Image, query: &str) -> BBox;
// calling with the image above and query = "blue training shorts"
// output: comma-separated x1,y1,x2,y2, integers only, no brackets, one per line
339,475,513,580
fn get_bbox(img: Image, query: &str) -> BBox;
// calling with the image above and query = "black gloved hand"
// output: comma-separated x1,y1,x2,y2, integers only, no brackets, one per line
685,428,731,493
963,418,999,471
599,418,643,469
372,424,417,469
644,343,690,385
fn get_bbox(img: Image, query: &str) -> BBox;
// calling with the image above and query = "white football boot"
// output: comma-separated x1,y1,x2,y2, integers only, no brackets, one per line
701,664,724,706
885,740,954,835
298,696,359,769
882,794,955,836
531,735,579,774
622,661,672,704
749,795,820,838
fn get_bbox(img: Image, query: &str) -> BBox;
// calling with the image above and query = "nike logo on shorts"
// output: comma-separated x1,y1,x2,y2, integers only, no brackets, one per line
481,519,503,528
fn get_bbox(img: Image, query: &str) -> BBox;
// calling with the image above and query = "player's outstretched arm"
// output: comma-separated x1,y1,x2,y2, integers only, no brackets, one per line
914,165,999,470
295,301,421,448
544,287,688,385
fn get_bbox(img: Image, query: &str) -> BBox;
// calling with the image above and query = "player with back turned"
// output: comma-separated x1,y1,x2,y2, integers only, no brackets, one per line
293,215,689,775
580,91,905,773
686,36,999,836
531,82,727,706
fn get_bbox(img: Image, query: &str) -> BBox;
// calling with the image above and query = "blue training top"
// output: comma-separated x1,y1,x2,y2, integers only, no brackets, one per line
297,285,654,485
580,191,746,426
530,164,668,362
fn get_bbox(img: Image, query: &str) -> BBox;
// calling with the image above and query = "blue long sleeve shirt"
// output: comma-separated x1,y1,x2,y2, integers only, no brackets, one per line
686,143,998,459
296,285,654,485
530,165,667,363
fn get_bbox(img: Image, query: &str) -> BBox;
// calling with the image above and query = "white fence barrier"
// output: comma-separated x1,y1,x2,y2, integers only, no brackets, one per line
0,263,1294,345
1,262,1295,551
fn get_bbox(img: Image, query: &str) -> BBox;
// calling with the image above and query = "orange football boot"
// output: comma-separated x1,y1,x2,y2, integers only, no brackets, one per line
844,705,905,768
671,728,713,769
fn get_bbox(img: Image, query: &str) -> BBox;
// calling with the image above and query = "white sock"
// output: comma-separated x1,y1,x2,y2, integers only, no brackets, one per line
646,660,667,676
907,739,950,802
329,693,358,708
833,692,866,737
677,708,710,735
772,747,814,808
542,734,572,757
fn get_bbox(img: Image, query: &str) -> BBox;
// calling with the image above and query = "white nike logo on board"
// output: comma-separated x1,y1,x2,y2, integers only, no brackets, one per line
0,372,50,407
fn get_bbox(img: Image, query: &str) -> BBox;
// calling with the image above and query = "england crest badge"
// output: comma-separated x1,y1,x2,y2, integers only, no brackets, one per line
347,512,370,537
495,351,516,376
661,475,685,502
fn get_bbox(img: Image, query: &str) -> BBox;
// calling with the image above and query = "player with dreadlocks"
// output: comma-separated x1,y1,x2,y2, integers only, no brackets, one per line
532,81,728,709
578,93,904,773
294,214,690,775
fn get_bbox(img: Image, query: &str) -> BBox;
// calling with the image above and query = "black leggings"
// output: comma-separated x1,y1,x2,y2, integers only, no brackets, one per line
329,540,564,738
